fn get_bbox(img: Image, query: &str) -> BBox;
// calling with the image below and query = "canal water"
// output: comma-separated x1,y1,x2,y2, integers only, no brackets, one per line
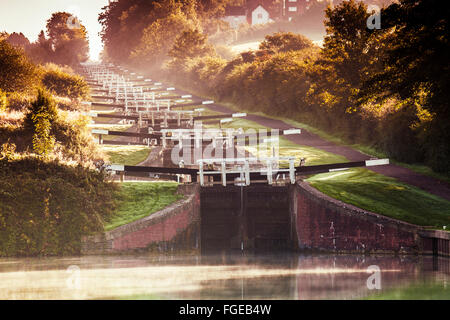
0,254,448,300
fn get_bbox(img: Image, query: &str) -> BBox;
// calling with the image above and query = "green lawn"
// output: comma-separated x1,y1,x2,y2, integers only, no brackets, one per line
365,281,450,300
307,168,450,228
105,182,183,231
102,144,151,165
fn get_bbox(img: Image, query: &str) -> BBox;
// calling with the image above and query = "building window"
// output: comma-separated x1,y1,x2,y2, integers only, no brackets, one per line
257,13,263,19
288,6,297,12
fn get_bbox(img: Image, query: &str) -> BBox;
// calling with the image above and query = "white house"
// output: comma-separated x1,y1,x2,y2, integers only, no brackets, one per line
251,5,271,26
222,6,248,29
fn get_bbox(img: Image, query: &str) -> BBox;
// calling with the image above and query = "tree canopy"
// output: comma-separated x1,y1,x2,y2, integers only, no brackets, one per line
0,40,36,93
45,12,89,66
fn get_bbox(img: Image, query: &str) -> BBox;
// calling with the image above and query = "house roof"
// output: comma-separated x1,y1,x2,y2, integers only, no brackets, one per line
246,1,279,18
224,6,246,16
247,2,268,13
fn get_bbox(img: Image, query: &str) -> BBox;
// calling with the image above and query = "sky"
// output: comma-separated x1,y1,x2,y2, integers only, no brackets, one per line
0,0,110,60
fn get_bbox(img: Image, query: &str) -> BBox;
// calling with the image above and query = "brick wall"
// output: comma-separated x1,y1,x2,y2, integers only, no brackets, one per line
291,182,423,254
82,183,201,254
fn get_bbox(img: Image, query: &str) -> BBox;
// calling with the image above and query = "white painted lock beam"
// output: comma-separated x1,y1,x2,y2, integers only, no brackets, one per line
108,164,125,172
263,137,279,143
283,129,301,135
220,118,233,124
92,129,109,135
366,159,389,166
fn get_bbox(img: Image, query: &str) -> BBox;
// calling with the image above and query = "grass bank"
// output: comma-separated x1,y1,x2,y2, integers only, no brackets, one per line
365,281,450,300
105,182,183,231
101,144,151,166
307,168,450,228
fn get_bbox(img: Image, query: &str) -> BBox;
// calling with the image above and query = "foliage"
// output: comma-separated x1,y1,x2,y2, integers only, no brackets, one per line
99,0,197,66
40,63,90,100
130,10,200,70
52,111,104,163
99,0,243,69
0,40,37,93
25,89,57,156
0,141,16,160
0,89,7,112
45,12,89,66
0,156,117,256
26,31,53,64
169,29,215,60
6,32,30,48
359,0,450,172
259,32,314,53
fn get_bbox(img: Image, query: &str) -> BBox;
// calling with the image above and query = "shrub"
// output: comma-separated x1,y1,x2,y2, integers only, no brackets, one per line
0,89,7,112
52,111,104,163
0,40,37,93
25,89,57,156
259,32,315,53
40,64,89,100
0,156,117,256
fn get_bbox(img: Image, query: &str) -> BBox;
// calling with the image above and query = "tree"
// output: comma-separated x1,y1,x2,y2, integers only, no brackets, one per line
6,32,30,48
99,0,193,64
259,32,314,53
307,0,381,118
46,12,89,66
169,29,215,60
0,32,8,41
360,0,450,171
26,31,53,64
0,40,37,93
130,9,200,69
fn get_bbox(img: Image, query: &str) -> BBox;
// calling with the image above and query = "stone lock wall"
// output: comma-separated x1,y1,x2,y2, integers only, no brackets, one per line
81,184,201,254
290,182,423,254
82,180,450,256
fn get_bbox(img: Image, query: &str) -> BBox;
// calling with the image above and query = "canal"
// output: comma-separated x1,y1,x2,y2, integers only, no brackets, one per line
0,254,448,299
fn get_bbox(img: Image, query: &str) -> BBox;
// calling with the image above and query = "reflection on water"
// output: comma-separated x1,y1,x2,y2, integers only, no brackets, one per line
0,254,448,300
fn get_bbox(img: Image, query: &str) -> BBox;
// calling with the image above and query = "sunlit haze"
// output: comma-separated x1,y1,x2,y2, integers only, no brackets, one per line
0,0,109,61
